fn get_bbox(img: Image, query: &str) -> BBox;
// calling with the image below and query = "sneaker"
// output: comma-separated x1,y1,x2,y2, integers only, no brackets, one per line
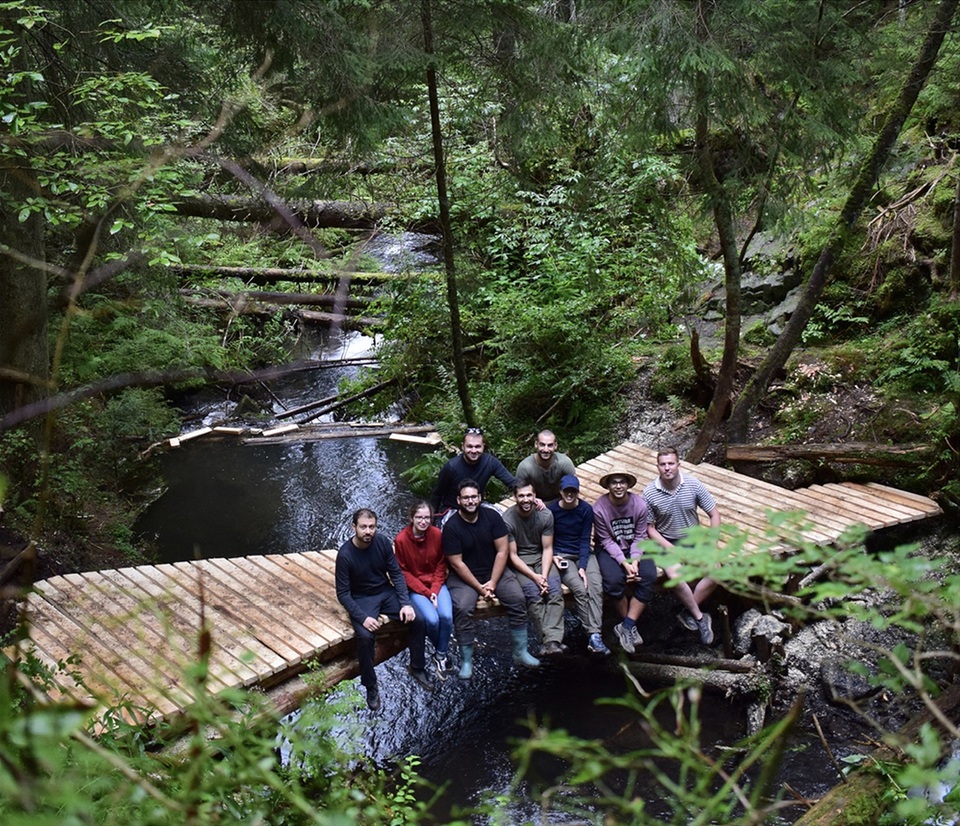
587,633,611,655
409,666,436,692
677,610,698,632
696,612,715,645
613,622,642,654
366,686,381,711
433,653,450,681
540,640,564,656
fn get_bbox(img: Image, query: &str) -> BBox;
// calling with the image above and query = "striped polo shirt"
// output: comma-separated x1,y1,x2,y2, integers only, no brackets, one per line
642,473,717,543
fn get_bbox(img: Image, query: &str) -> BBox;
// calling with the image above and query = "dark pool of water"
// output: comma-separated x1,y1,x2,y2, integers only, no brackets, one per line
310,619,841,825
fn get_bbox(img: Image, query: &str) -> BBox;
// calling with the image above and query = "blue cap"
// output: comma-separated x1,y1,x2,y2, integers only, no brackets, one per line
559,474,580,491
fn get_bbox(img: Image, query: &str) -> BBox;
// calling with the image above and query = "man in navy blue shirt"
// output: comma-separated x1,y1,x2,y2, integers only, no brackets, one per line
431,428,518,518
335,508,433,711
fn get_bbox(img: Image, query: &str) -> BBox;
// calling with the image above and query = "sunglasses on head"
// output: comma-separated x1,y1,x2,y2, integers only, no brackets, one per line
465,427,484,435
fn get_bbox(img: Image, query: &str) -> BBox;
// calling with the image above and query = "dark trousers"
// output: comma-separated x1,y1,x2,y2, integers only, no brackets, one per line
350,589,427,688
596,552,657,604
447,569,528,646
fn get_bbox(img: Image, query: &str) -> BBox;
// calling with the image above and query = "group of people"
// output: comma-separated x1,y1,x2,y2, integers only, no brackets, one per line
335,429,721,711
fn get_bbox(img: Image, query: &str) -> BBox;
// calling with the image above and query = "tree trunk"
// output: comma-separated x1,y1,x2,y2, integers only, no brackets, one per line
726,442,934,466
0,169,49,423
727,0,959,443
950,159,960,301
687,0,742,464
173,193,441,234
422,0,477,426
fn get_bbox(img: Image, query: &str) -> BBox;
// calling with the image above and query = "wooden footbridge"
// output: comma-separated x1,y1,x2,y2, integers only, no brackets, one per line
8,441,942,726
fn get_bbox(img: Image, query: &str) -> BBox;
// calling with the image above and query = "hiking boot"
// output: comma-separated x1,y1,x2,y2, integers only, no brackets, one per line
677,610,698,632
587,633,611,655
696,612,715,645
408,666,436,692
540,640,564,656
433,652,450,680
613,622,642,653
366,686,381,711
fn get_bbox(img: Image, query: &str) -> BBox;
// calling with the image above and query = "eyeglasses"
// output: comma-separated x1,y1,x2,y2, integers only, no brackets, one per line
413,515,432,521
458,494,480,501
464,427,484,435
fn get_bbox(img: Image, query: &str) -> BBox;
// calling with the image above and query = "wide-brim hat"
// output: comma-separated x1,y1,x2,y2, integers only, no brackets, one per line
599,471,637,489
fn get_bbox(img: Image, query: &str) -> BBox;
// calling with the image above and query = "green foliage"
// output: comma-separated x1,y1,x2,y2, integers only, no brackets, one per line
0,632,434,825
649,343,698,402
875,299,960,394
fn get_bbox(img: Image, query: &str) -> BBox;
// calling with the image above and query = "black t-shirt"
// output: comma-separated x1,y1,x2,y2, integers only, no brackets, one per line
441,508,508,582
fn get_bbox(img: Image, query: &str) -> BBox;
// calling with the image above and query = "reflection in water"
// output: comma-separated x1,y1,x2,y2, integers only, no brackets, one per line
135,330,434,561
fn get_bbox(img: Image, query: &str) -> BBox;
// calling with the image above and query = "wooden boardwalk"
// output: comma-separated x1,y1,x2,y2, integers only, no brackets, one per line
11,441,942,725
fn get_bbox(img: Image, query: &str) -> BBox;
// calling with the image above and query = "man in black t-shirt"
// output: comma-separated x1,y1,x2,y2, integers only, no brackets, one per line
442,479,540,679
335,508,433,711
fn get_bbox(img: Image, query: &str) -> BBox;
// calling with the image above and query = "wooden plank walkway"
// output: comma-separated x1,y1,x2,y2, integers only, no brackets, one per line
10,441,942,725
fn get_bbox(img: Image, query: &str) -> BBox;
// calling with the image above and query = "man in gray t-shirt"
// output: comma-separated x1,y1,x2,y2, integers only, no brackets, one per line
515,429,576,503
503,479,566,656
643,447,721,645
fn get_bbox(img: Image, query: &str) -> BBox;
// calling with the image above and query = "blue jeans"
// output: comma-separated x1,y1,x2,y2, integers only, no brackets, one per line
410,585,453,655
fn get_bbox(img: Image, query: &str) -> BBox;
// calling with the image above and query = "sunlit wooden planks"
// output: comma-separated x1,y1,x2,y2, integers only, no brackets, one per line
18,551,357,724
571,442,941,547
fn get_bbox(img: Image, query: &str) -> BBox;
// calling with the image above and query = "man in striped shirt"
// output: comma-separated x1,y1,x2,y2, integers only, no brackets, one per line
643,447,721,645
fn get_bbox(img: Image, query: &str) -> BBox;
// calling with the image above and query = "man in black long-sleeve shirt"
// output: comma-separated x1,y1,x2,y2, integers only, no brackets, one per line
431,428,518,516
335,508,433,710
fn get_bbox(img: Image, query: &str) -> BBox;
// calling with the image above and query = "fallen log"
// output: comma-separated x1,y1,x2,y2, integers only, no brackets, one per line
725,443,934,467
173,264,416,286
174,194,441,233
298,378,400,424
243,423,436,445
793,681,960,825
625,660,762,697
181,295,382,330
181,288,372,309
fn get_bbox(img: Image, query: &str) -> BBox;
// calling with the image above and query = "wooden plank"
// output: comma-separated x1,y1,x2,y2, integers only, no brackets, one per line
27,585,178,717
229,554,353,650
200,557,334,653
34,576,185,702
244,555,352,641
152,563,286,680
169,560,307,665
111,565,260,687
825,482,922,521
109,563,253,690
94,568,232,691
860,481,942,513
841,482,939,520
69,570,232,693
13,619,97,707
276,552,340,593
782,485,892,529
806,484,915,526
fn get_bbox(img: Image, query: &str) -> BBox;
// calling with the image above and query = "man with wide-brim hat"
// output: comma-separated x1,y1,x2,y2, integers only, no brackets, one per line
592,470,657,653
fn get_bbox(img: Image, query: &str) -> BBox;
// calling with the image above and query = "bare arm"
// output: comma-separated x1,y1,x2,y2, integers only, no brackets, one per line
447,553,484,594
708,506,721,529
488,533,510,590
646,522,673,551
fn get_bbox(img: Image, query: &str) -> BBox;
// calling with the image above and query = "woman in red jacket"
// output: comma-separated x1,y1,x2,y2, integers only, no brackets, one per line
394,501,454,677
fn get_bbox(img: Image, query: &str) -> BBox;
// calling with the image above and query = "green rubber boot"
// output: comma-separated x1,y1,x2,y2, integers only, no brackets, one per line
510,628,541,668
458,644,474,680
